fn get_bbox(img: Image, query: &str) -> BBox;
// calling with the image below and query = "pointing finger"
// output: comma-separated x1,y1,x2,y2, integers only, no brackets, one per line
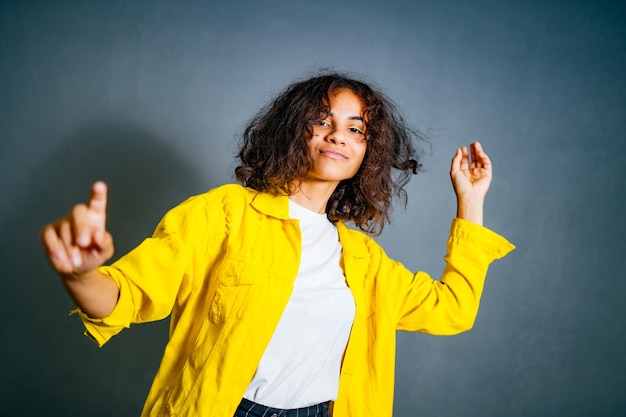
89,181,108,216
88,181,108,244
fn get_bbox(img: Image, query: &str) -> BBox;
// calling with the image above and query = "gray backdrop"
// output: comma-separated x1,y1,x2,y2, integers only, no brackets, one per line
1,0,625,416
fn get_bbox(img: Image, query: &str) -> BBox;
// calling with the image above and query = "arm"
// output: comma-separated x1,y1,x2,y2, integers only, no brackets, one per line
397,219,514,334
450,141,492,226
393,143,513,333
41,182,119,318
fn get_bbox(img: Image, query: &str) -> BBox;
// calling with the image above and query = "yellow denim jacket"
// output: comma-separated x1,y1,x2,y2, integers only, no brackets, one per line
77,184,514,417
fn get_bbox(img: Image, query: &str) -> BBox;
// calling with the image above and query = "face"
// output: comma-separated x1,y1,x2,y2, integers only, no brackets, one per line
304,88,367,187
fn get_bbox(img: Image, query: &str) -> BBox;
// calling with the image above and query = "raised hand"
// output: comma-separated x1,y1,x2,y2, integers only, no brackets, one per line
449,142,492,225
41,181,114,276
450,141,492,200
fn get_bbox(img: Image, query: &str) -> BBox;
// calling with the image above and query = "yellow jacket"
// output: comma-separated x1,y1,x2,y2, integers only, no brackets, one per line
77,184,514,417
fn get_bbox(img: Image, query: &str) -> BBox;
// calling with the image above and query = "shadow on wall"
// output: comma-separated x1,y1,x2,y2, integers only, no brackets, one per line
0,124,213,417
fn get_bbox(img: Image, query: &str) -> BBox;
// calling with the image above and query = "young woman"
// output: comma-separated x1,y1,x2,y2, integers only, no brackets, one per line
42,73,514,417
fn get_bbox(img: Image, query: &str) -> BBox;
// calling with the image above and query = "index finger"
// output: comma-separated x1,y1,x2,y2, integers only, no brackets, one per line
88,181,108,244
88,181,108,215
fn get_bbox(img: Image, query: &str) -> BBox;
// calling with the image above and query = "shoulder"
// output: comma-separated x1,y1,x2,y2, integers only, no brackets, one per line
336,223,386,259
337,223,412,290
199,183,255,203
158,184,254,225
176,184,256,214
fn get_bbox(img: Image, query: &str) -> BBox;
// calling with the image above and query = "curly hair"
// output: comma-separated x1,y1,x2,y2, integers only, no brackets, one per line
235,72,426,235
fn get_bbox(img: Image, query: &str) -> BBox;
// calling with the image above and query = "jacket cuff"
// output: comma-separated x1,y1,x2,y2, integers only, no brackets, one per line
69,266,134,347
450,218,515,261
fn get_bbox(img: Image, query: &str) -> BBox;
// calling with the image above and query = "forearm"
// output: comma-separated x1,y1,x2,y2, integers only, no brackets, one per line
61,269,119,319
396,218,514,334
456,196,484,226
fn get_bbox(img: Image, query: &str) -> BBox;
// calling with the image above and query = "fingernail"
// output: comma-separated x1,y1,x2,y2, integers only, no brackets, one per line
72,251,82,268
54,251,66,261
77,234,89,247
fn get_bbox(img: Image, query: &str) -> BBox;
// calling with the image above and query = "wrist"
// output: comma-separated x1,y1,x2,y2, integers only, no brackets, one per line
62,267,102,284
456,196,485,226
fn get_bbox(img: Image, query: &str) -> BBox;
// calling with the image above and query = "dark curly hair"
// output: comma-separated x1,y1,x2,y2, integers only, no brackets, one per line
235,72,426,235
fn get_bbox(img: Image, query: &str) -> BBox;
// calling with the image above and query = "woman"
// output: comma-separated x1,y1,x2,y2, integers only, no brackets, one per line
42,73,514,417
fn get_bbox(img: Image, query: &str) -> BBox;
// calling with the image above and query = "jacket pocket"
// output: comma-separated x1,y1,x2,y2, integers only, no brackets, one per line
209,254,256,324
164,254,258,415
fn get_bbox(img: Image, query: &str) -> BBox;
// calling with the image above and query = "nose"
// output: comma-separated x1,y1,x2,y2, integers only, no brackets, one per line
327,128,346,145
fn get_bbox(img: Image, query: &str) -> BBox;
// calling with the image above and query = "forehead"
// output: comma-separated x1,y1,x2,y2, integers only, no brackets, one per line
326,88,366,114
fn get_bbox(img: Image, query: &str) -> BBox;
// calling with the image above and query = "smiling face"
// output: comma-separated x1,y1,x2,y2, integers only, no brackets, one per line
304,88,368,188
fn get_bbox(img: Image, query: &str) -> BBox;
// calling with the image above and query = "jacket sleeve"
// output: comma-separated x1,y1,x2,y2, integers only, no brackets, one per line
74,194,214,347
393,218,515,335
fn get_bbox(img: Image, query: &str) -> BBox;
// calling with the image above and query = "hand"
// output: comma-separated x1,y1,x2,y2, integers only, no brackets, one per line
41,181,114,276
450,141,492,201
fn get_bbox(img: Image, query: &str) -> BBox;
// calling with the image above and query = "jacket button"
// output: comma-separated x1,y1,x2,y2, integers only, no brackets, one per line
270,414,278,417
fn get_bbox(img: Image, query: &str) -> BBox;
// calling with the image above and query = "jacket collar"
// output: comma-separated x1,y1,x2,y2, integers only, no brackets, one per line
249,188,355,247
250,189,291,220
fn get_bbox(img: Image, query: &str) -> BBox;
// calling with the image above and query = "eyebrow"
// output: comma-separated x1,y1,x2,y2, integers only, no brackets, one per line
327,112,364,122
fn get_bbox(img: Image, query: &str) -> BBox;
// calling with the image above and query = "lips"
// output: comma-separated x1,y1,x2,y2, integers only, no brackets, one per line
319,149,348,160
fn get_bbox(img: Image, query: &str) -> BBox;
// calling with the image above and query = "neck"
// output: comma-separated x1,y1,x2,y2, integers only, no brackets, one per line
288,180,338,214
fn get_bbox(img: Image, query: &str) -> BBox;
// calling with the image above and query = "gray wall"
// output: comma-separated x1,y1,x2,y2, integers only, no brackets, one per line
1,0,625,416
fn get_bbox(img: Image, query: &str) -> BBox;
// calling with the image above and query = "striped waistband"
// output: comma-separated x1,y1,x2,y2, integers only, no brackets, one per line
236,397,331,417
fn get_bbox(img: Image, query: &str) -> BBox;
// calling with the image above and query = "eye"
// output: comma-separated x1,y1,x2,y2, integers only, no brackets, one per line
318,120,330,127
349,126,364,134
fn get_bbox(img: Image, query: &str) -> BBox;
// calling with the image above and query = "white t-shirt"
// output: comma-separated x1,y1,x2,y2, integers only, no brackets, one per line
243,199,356,408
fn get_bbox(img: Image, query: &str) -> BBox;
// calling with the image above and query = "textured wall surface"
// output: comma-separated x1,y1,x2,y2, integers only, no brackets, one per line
1,0,625,416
